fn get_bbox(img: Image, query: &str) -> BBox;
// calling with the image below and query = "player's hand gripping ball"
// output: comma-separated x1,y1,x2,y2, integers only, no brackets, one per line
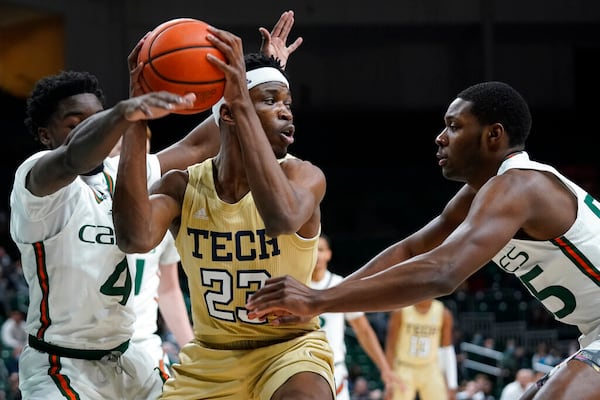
137,18,226,114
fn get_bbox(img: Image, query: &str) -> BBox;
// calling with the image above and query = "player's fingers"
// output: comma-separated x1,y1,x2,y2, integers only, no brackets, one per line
206,28,244,70
271,11,288,37
287,37,303,54
205,44,236,77
137,103,153,119
206,52,227,68
130,61,143,80
269,314,303,325
246,281,284,305
206,26,240,48
255,306,285,320
128,32,150,68
258,27,270,43
280,12,294,37
246,309,266,320
246,291,278,311
127,93,194,121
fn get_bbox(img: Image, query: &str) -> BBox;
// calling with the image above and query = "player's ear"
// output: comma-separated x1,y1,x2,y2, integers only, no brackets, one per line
38,127,51,147
489,122,503,139
487,122,506,143
221,104,235,125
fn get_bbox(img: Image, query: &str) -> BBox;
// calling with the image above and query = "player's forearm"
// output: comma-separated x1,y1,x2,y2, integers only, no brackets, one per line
344,241,412,282
233,101,307,235
320,260,454,313
64,103,133,173
357,331,390,375
157,117,220,173
158,289,194,347
113,123,153,252
353,321,399,392
384,324,399,368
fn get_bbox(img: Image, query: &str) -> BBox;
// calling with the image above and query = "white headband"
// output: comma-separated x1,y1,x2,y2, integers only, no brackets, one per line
212,67,289,126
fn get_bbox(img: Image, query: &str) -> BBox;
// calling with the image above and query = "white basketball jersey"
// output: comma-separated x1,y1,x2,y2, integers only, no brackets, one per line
491,152,600,344
10,152,161,350
310,270,363,378
130,231,180,342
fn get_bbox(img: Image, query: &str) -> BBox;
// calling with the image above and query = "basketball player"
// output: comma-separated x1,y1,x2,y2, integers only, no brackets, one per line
10,73,196,399
110,128,194,374
112,27,335,399
386,299,457,400
10,11,303,399
311,234,399,400
246,81,600,399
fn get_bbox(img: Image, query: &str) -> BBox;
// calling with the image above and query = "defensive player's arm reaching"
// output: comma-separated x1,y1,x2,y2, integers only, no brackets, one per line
246,182,513,317
344,186,473,283
27,92,195,198
245,79,600,399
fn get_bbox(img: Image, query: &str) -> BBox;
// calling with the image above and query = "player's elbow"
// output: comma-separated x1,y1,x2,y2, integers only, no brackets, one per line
263,222,294,238
262,213,300,238
113,207,155,253
435,278,458,297
115,231,153,254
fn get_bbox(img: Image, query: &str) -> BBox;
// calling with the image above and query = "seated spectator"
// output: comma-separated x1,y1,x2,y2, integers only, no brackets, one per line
457,374,495,400
457,380,483,400
0,310,26,352
499,368,534,400
531,342,560,371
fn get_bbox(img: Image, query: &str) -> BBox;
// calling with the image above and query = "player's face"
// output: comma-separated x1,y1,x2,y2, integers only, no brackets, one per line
251,82,294,159
39,93,104,150
435,98,487,183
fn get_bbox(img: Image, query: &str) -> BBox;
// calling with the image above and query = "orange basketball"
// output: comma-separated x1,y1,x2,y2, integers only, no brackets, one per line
137,18,226,114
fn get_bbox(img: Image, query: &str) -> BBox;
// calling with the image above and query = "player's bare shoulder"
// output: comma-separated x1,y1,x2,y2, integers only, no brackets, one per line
281,154,325,196
150,168,190,205
281,153,325,179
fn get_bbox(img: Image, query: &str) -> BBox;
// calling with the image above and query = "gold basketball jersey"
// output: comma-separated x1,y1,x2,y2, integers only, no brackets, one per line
394,300,444,366
176,158,320,348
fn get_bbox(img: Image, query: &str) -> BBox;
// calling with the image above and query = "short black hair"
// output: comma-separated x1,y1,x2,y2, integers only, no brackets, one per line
457,81,532,147
24,70,105,142
244,53,289,81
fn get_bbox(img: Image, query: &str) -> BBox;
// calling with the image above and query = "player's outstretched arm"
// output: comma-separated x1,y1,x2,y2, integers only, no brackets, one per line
28,92,195,197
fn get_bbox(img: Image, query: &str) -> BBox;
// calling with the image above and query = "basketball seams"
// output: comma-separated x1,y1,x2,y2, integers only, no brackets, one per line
145,46,217,61
145,49,224,83
137,17,225,114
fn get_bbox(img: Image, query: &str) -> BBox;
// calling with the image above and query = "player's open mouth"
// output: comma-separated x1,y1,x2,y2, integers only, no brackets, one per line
280,125,295,144
436,153,447,166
